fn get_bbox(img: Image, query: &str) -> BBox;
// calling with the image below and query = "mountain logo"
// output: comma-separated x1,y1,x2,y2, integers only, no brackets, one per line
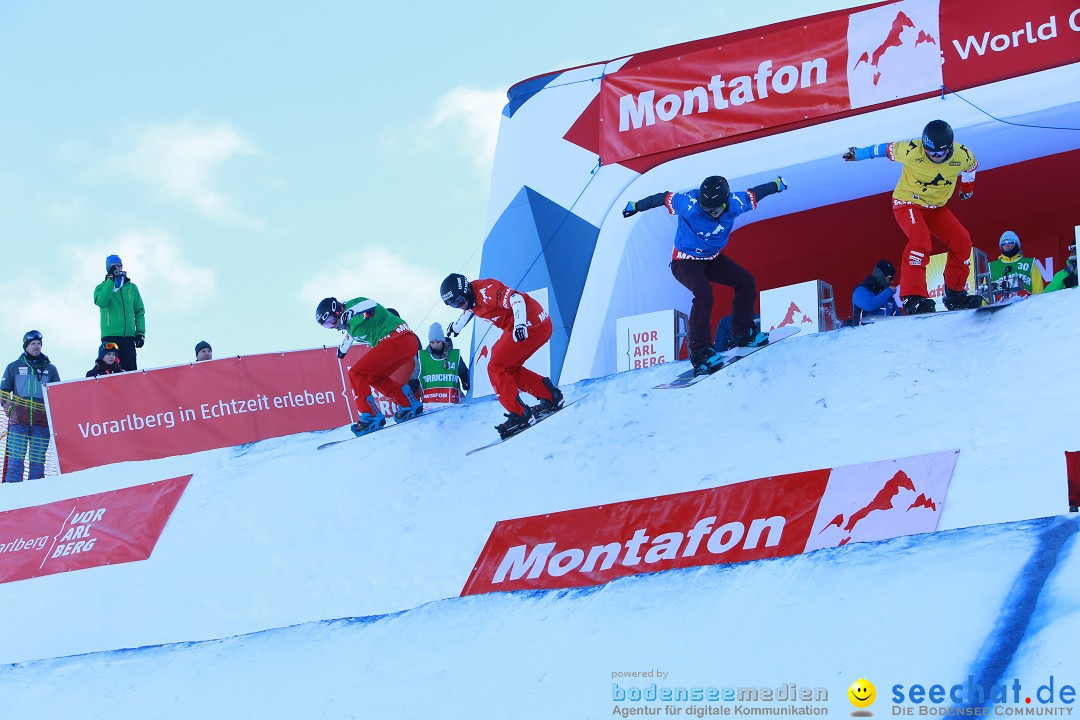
853,11,936,86
846,0,943,110
804,451,958,553
770,301,814,330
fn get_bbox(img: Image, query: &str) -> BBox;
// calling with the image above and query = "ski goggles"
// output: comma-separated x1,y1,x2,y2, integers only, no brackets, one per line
319,316,338,329
445,296,469,309
102,342,120,354
925,147,950,160
23,330,42,345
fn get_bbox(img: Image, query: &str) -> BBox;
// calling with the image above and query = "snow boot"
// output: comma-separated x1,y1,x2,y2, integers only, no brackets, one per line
732,322,769,348
351,395,387,436
393,384,424,422
942,287,984,310
495,404,534,439
690,345,724,376
534,377,564,416
902,296,937,315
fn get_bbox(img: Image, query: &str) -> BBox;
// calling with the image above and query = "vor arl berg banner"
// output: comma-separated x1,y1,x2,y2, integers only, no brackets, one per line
598,0,1080,163
462,450,957,595
0,476,189,584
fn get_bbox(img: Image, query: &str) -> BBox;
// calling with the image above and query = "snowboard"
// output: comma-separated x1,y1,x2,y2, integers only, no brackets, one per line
317,407,450,450
466,396,587,456
903,295,1024,319
653,326,801,390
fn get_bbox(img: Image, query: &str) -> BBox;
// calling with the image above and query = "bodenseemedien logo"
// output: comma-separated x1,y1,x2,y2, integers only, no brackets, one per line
849,678,876,716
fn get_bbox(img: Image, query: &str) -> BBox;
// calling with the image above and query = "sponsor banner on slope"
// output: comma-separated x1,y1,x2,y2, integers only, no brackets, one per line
0,475,190,584
461,451,956,595
46,348,354,473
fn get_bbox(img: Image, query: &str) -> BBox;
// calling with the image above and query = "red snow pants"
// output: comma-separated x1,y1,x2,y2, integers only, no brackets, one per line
488,316,554,415
348,329,420,410
892,202,972,298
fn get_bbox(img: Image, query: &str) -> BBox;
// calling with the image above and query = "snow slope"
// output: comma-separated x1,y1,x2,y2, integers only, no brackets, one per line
0,290,1077,718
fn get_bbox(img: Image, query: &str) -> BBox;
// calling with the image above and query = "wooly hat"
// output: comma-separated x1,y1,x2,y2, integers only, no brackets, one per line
106,254,123,271
23,330,42,350
428,323,445,343
195,340,212,357
875,259,896,278
98,341,119,360
999,231,1021,251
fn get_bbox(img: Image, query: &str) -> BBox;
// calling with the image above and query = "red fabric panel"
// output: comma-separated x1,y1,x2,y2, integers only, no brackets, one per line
1066,451,1080,508
462,469,831,595
47,348,355,473
0,475,189,584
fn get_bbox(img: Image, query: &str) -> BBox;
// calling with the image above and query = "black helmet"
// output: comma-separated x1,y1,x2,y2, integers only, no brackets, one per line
921,120,954,162
440,273,474,309
698,176,730,212
316,297,343,328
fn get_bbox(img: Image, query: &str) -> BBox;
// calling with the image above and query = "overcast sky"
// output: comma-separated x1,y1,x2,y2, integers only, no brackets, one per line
0,0,868,377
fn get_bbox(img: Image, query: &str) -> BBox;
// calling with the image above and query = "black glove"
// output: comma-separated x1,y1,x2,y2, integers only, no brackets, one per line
336,348,347,359
134,333,145,349
513,324,528,342
622,201,638,218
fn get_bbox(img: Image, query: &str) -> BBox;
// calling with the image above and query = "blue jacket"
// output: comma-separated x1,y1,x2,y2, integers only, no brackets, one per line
668,189,756,259
852,281,900,325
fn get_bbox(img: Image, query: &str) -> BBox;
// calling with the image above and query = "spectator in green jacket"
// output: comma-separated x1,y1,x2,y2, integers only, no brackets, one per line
93,254,145,370
1046,248,1077,292
988,231,1044,301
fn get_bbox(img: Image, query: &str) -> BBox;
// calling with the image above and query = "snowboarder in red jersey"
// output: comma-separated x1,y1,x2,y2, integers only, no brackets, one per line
440,273,563,438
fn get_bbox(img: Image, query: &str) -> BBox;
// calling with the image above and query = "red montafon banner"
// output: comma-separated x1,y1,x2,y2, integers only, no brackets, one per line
462,450,957,595
46,348,360,473
595,0,1080,163
0,475,189,584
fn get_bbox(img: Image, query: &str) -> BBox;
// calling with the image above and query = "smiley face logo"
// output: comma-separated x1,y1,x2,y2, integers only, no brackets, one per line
848,678,876,709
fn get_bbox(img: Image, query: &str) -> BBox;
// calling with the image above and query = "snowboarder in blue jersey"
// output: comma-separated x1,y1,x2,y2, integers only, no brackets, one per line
623,174,788,374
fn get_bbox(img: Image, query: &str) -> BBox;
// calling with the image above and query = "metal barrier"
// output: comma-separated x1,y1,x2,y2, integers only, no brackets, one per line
1,391,59,483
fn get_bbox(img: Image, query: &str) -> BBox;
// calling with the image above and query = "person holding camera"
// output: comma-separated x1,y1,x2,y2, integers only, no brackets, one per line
93,254,146,370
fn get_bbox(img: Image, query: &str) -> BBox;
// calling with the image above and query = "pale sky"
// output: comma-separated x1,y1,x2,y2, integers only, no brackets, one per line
0,0,869,378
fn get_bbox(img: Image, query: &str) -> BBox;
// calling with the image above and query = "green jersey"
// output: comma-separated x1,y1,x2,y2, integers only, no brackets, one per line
989,254,1043,299
418,347,464,403
342,297,407,347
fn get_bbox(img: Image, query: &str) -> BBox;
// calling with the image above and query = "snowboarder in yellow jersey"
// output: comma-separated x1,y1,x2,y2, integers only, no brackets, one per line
844,119,983,314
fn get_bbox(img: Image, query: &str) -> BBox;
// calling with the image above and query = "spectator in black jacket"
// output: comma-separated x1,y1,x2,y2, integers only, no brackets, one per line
86,341,126,378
